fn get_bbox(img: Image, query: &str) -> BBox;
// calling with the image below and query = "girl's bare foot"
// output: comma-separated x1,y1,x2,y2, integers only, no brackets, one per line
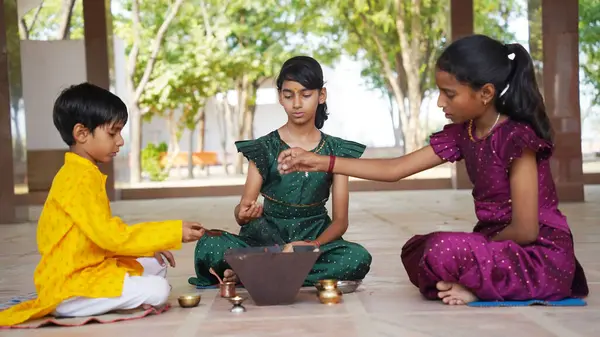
436,281,478,305
223,269,239,283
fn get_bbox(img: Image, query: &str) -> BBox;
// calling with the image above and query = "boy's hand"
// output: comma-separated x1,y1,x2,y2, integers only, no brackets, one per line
182,221,205,242
237,200,263,222
154,251,176,267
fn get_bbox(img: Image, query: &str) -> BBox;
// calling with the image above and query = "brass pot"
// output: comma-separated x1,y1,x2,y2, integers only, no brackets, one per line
220,282,236,298
317,279,342,304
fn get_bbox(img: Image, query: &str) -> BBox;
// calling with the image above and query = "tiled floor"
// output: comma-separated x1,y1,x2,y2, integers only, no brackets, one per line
1,187,600,336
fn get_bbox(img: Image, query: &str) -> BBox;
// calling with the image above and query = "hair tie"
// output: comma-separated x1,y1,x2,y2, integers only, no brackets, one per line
500,49,516,98
499,84,510,97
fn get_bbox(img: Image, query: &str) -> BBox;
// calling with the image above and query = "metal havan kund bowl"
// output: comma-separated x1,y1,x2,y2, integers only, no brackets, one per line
224,245,321,306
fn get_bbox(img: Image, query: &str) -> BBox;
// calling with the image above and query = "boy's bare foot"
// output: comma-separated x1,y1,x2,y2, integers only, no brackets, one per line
223,269,239,283
436,281,478,305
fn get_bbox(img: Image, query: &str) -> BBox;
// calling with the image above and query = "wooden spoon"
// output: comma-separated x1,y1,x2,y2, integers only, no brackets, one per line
209,268,224,284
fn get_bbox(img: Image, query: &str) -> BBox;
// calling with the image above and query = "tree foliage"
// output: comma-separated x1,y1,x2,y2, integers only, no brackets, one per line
330,0,520,152
16,0,600,180
580,0,600,106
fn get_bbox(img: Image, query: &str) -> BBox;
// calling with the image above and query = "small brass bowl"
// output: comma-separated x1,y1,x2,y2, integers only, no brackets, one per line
315,280,338,291
336,280,362,294
314,280,362,294
178,294,201,308
315,279,337,291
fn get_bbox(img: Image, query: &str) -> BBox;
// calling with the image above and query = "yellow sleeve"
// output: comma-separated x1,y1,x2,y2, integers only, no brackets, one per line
58,169,182,256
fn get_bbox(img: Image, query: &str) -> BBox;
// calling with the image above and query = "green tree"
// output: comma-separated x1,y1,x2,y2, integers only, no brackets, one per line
332,0,519,153
580,0,600,107
113,0,185,183
139,0,228,178
19,0,83,40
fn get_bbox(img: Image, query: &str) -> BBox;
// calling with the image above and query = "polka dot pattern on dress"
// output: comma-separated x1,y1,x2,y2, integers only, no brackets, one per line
189,131,373,287
401,119,588,301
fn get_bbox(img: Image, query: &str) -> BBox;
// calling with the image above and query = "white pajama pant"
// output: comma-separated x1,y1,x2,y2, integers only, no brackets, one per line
53,257,170,317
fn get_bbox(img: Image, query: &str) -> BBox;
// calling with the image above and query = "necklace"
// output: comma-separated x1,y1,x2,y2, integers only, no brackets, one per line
286,124,310,177
468,114,500,142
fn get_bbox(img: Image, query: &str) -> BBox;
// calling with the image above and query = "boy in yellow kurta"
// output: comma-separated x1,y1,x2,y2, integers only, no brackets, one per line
0,83,206,327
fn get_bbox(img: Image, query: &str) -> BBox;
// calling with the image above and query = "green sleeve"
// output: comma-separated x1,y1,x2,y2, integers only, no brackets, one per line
235,139,272,181
333,138,366,159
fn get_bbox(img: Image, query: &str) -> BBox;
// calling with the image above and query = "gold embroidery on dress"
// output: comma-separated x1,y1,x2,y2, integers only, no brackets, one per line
261,193,328,208
279,134,327,154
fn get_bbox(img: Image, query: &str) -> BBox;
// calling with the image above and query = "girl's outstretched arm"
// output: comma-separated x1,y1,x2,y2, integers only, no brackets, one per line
234,161,263,225
492,148,540,245
278,145,444,182
311,174,350,245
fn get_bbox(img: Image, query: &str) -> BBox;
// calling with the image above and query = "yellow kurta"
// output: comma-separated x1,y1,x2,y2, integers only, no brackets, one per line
0,153,182,326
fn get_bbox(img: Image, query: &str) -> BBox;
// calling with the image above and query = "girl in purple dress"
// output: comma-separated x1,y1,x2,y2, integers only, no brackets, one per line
275,34,589,305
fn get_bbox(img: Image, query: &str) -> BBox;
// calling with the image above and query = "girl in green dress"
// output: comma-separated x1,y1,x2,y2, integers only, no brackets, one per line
188,56,372,287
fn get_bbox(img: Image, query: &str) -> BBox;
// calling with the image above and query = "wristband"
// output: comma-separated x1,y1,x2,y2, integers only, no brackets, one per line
305,240,321,248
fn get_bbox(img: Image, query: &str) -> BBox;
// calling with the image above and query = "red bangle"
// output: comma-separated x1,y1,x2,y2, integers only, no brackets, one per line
305,240,321,248
328,155,336,173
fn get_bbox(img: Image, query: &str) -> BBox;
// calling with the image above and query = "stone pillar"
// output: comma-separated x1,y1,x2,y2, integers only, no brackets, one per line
542,0,584,202
83,0,115,200
449,0,473,190
0,0,17,224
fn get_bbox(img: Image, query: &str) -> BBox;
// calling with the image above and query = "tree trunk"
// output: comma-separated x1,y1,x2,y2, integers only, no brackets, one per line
527,0,543,97
127,0,185,183
216,96,232,175
58,0,76,39
162,110,180,177
244,103,256,140
129,103,142,183
189,109,206,178
422,97,431,141
404,88,423,154
386,90,403,149
197,113,206,152
167,110,176,152
395,0,425,153
245,82,260,139
187,129,194,179
19,1,44,39
234,75,250,175
10,101,23,162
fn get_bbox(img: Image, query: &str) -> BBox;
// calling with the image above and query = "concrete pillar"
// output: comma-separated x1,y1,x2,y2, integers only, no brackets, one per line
83,0,115,200
449,0,473,190
542,0,584,202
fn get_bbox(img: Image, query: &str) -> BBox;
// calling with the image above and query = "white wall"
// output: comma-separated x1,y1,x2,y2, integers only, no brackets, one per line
20,38,132,152
20,40,87,151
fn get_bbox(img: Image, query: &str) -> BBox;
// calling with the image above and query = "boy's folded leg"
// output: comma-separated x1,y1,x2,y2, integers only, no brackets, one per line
53,273,170,317
137,257,168,278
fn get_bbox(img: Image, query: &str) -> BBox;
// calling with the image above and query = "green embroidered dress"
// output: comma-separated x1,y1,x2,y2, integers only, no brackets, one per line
189,130,372,287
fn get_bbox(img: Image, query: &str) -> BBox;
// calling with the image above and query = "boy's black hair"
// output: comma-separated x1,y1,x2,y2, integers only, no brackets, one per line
436,34,552,142
276,56,329,129
53,82,128,146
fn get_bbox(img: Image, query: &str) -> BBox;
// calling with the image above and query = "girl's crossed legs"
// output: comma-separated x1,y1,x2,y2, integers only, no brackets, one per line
401,226,577,305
